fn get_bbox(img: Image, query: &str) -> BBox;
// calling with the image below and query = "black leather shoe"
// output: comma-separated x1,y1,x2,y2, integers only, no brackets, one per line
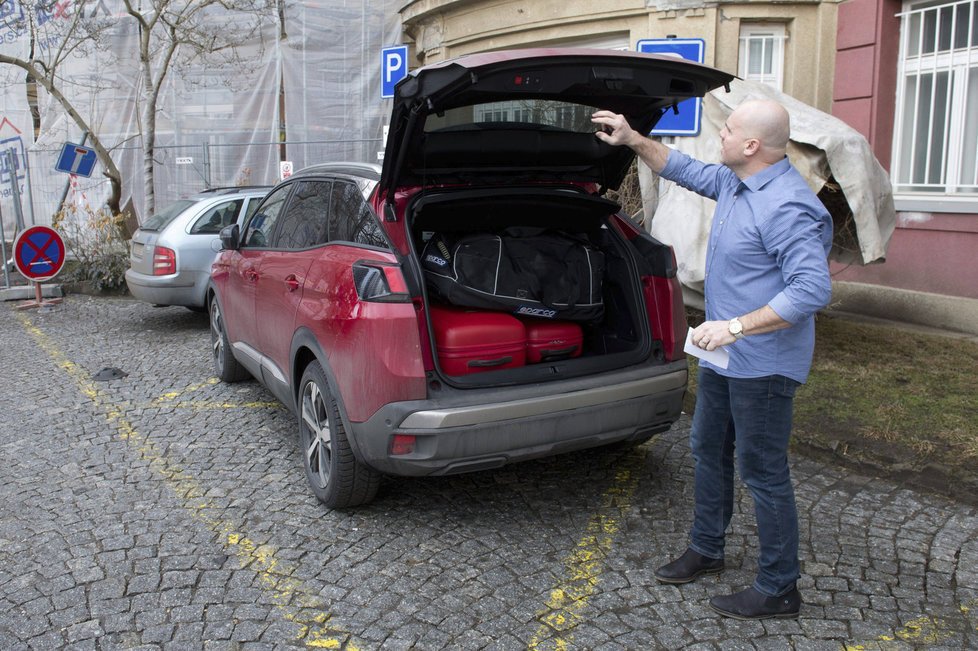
654,548,724,584
709,586,801,620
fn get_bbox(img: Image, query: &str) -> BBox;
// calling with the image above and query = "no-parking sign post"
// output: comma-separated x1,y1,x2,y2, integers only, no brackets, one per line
13,225,66,309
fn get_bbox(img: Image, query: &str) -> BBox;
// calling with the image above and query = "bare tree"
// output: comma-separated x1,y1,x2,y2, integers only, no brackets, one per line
0,1,126,214
0,0,273,217
120,0,272,215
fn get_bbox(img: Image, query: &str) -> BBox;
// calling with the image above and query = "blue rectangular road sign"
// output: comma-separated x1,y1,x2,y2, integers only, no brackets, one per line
55,142,97,177
381,45,408,99
637,38,706,137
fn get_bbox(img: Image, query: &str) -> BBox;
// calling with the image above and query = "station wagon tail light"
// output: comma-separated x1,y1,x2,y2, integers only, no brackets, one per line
352,262,410,302
153,247,176,275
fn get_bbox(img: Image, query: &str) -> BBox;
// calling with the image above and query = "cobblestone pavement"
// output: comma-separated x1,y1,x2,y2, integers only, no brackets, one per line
1,295,977,650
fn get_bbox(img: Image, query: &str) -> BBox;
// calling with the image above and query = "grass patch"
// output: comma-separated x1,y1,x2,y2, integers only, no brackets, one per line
796,315,978,470
684,310,978,500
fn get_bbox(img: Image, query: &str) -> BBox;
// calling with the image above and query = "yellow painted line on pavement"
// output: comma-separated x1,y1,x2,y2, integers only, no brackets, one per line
16,312,360,649
527,449,647,651
150,377,282,410
844,598,978,650
149,399,284,410
153,377,220,403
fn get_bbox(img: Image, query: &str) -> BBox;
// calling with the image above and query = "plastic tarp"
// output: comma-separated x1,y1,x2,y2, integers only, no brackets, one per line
1,0,402,233
641,79,897,298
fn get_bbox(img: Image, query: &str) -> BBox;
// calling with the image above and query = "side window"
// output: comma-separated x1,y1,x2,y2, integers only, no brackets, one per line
190,200,241,234
328,181,388,247
243,197,262,222
243,185,290,248
273,181,331,249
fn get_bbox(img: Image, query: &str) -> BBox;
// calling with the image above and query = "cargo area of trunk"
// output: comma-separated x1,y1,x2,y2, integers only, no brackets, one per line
406,186,662,386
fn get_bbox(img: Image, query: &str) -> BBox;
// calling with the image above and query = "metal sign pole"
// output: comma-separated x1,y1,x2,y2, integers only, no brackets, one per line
22,148,36,226
5,149,26,230
0,200,10,288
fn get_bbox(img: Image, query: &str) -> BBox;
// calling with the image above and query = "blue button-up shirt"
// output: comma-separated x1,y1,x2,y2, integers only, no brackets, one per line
659,149,833,383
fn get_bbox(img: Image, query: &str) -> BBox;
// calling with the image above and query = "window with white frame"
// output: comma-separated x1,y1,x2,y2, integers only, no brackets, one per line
894,0,978,197
738,24,786,91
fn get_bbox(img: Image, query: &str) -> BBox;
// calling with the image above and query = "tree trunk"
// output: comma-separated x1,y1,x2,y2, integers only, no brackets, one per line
0,56,124,216
142,97,157,217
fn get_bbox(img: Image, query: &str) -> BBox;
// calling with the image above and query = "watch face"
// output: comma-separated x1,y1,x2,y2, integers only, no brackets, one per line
729,319,742,335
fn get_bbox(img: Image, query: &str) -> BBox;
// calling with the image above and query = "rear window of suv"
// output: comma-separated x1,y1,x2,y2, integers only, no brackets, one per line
140,200,196,232
425,100,598,133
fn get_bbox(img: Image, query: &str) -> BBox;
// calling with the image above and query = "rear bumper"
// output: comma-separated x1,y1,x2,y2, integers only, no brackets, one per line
125,269,205,307
350,362,687,476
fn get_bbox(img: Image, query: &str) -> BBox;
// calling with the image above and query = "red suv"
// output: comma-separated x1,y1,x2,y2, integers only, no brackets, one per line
208,49,734,508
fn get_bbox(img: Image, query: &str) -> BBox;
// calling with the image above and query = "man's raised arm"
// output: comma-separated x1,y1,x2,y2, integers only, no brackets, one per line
592,110,670,173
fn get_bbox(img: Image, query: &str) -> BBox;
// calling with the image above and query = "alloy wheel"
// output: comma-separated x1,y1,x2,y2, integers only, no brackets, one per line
301,380,332,489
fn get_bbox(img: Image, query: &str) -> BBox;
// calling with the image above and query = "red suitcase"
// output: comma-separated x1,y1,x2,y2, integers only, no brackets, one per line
429,305,527,375
522,319,583,363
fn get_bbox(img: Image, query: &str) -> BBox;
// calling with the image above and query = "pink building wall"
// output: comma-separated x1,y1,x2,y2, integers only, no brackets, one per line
830,0,978,300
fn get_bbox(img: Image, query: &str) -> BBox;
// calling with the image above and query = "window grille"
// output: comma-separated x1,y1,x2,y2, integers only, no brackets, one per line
894,0,978,195
738,25,786,90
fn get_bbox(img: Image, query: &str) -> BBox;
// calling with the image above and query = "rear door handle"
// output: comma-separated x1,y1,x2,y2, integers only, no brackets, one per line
285,274,300,292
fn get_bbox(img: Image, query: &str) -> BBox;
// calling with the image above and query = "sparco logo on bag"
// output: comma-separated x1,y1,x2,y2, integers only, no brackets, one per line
425,254,448,267
516,306,557,318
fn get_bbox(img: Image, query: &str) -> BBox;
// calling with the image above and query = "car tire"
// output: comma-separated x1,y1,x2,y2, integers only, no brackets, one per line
298,361,380,508
210,297,249,382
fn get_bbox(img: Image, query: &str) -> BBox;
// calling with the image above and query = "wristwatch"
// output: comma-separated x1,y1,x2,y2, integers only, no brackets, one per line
728,317,745,340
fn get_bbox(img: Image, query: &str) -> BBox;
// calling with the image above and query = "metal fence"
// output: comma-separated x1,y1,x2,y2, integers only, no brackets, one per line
7,137,385,230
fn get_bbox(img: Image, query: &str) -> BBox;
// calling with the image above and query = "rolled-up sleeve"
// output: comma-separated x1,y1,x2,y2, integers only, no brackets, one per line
659,149,735,201
763,200,833,324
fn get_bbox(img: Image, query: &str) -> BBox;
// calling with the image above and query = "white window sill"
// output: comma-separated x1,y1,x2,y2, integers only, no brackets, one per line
893,195,978,215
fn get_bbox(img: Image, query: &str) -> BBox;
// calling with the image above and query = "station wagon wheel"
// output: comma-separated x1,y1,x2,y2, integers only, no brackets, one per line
298,362,380,508
210,296,248,382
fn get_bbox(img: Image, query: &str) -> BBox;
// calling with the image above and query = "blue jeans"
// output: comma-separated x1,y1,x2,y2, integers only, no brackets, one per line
688,367,801,597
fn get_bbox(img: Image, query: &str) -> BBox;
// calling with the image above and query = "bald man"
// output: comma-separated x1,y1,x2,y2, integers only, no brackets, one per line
593,100,832,620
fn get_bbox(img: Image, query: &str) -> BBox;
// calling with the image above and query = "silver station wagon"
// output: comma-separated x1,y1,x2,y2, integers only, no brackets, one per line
126,187,270,310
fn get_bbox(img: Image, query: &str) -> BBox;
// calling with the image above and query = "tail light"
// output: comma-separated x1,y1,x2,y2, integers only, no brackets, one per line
611,215,687,362
153,246,176,275
352,261,410,302
641,249,686,362
389,434,417,456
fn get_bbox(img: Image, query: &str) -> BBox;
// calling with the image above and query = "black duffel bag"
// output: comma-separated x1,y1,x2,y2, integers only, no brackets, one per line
421,228,605,322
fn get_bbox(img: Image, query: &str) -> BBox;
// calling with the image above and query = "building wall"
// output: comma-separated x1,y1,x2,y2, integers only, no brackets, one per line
829,0,978,301
400,0,839,111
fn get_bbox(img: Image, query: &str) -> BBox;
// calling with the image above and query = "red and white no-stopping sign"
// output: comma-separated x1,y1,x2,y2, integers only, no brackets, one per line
13,225,66,282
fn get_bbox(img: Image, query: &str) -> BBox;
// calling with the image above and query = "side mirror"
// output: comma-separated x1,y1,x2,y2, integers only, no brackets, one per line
219,223,240,250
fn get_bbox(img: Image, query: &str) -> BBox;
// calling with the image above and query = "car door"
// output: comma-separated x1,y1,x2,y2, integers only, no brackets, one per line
254,179,333,398
181,198,246,303
222,184,291,351
296,179,423,424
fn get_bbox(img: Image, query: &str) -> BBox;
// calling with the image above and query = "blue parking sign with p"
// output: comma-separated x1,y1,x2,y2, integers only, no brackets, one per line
382,45,408,99
637,38,706,136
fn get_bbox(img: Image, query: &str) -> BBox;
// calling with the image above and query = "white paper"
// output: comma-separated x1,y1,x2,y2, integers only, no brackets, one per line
684,327,730,369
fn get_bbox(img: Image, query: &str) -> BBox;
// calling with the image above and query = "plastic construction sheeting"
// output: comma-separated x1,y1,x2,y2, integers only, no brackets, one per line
1,0,402,229
643,79,897,297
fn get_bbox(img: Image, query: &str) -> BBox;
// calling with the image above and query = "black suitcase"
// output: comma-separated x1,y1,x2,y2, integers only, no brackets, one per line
421,229,605,322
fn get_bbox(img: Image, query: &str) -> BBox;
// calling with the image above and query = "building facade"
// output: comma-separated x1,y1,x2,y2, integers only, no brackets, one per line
400,0,839,111
831,0,978,316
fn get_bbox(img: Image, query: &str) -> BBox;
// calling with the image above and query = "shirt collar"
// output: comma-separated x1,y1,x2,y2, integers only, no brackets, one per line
739,156,792,193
